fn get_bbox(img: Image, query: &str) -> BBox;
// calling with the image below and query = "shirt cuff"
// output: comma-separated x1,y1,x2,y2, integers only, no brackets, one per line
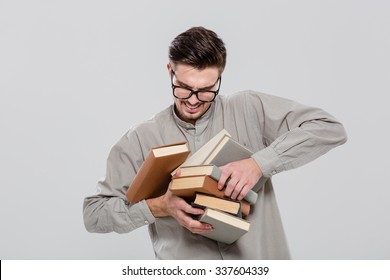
251,146,285,178
128,200,156,227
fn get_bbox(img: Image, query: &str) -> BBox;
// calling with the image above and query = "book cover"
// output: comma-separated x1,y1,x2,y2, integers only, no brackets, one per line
198,207,251,244
204,134,253,166
177,129,231,169
126,142,190,203
192,192,241,216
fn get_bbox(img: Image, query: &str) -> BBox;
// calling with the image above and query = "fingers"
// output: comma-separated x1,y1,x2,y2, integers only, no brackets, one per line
183,202,204,216
219,164,246,200
218,158,263,200
172,168,182,178
168,157,265,233
217,169,230,190
179,213,213,234
237,184,252,201
224,177,248,200
169,195,213,234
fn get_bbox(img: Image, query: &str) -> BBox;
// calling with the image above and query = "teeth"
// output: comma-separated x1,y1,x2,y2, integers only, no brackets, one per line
185,103,200,109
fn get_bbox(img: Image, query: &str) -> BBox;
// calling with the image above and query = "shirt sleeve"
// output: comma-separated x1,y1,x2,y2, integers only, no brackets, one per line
248,91,348,178
83,130,156,233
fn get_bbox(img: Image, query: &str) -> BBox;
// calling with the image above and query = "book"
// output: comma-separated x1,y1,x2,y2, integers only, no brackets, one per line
197,207,251,244
177,164,221,181
177,129,253,167
191,192,241,216
174,129,231,169
202,133,253,166
126,142,190,203
177,164,258,205
170,175,251,217
170,175,224,200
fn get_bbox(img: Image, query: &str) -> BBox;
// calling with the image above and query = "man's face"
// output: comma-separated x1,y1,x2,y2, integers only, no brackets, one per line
169,64,220,125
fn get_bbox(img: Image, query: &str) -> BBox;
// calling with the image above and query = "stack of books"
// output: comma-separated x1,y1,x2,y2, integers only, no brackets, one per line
170,165,252,244
126,129,257,244
170,164,253,215
168,130,258,244
196,205,251,245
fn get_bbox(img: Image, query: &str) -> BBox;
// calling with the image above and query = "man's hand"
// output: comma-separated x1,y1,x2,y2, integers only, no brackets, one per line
218,158,263,200
146,184,213,234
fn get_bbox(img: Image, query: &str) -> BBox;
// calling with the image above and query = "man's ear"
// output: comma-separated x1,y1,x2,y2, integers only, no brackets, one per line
166,63,172,74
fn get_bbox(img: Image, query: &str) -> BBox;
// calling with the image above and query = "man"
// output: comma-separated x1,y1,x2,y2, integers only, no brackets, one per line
83,27,347,259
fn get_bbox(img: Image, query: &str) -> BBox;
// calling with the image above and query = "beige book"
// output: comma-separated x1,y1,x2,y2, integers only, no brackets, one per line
178,164,221,180
192,192,241,216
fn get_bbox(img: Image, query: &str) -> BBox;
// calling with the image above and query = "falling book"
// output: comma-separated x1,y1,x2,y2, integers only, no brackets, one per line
174,129,231,169
191,192,241,216
126,142,190,203
202,133,253,167
198,207,251,244
176,129,252,168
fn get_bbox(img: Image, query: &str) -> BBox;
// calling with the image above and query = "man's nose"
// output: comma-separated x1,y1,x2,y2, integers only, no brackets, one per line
187,92,201,104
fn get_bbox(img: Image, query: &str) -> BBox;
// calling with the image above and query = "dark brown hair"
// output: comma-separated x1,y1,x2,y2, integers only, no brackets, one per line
169,27,227,72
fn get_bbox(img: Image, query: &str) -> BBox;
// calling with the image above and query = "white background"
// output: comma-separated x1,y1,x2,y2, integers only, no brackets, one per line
1,0,389,259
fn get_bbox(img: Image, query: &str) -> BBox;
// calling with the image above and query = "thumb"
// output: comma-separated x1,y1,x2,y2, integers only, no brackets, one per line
172,168,182,178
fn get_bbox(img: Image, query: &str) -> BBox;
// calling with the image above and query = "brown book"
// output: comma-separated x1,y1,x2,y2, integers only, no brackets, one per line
197,207,251,244
170,175,223,200
126,142,190,203
192,192,241,216
170,175,251,217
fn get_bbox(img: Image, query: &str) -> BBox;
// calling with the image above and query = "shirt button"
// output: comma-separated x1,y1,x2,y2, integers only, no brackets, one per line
271,170,277,175
144,220,149,224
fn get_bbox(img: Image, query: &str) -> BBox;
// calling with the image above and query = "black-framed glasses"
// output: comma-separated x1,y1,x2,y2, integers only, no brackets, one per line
170,70,221,102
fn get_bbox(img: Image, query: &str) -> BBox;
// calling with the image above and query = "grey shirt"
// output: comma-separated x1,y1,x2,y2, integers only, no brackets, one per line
83,90,347,259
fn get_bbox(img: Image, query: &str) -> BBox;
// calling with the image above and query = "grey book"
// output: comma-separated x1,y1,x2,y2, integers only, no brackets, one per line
198,207,251,244
203,133,253,166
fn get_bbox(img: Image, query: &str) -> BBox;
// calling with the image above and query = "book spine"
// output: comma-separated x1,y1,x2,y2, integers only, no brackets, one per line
243,190,258,205
240,201,250,217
